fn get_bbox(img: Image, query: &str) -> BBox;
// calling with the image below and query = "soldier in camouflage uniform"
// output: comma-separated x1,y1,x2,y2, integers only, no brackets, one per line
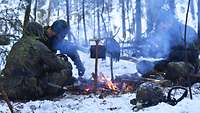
0,22,73,100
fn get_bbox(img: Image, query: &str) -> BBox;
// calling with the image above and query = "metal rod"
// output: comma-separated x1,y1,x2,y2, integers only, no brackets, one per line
184,0,192,99
110,57,114,81
94,40,100,91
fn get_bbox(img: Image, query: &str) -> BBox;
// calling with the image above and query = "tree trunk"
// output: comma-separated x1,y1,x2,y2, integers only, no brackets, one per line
77,0,80,43
168,0,176,15
107,0,111,34
126,0,131,37
33,0,38,21
93,0,96,39
47,0,52,26
198,0,200,39
136,0,141,39
121,0,126,39
82,0,88,45
101,0,108,38
97,0,101,39
190,0,195,20
66,0,72,41
23,0,32,33
146,0,153,34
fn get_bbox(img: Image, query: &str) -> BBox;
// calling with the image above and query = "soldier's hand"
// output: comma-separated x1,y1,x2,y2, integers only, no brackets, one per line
78,67,85,77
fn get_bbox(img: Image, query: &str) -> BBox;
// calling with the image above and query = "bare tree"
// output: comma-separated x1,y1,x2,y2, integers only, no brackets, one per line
47,0,52,26
190,0,195,20
198,0,200,39
23,0,32,33
121,0,126,40
146,0,153,34
136,0,141,39
168,0,176,15
82,0,88,45
97,0,101,39
66,0,72,41
33,0,38,21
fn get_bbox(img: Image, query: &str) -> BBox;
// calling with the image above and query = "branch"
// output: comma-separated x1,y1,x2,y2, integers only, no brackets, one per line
0,86,15,113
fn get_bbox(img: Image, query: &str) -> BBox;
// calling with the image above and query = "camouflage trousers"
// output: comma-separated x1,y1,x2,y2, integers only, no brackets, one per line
0,69,72,101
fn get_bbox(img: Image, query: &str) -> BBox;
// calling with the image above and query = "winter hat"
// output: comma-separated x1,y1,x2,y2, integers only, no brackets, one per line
51,20,68,34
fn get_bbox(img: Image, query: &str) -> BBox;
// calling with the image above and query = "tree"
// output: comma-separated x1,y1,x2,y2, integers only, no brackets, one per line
33,0,38,21
146,0,153,33
168,0,176,15
136,0,141,39
190,0,195,20
23,0,32,32
121,0,126,40
198,0,200,39
82,0,88,45
47,0,52,26
66,0,72,41
97,0,101,39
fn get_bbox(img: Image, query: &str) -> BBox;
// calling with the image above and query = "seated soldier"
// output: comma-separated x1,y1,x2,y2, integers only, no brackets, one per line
0,22,73,100
41,20,85,79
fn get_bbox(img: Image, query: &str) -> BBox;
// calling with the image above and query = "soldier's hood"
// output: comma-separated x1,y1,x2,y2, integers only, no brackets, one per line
23,22,45,40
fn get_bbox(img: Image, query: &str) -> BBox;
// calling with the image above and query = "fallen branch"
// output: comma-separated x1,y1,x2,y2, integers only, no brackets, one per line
0,86,15,113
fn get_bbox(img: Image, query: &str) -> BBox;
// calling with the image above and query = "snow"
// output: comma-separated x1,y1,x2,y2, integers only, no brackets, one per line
1,51,200,113
1,0,200,112
71,51,137,79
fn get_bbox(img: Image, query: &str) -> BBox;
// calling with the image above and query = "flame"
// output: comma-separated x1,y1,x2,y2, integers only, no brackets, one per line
99,72,118,91
83,72,136,93
106,80,118,91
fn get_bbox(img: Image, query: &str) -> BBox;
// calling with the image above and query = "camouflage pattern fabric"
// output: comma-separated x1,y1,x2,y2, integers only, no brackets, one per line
0,22,73,100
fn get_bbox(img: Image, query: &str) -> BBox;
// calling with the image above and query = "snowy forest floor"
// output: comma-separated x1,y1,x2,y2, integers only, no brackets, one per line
0,51,200,113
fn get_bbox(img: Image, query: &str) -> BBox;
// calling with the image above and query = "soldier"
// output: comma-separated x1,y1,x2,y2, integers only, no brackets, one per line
41,20,85,79
0,22,73,100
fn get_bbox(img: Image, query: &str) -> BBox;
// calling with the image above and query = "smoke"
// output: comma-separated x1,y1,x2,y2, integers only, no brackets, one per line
135,2,198,75
135,8,197,58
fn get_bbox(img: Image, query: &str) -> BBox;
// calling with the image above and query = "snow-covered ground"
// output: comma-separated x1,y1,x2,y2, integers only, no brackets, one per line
1,51,200,113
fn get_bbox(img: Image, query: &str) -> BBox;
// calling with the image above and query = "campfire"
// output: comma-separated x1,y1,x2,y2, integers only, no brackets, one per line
67,72,139,97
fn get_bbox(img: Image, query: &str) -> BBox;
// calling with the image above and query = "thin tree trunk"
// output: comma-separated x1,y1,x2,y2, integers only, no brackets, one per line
126,0,131,37
198,0,200,39
33,0,37,21
101,0,108,37
82,0,88,45
190,0,195,20
136,0,141,39
97,0,101,39
57,6,60,19
146,0,153,34
77,0,80,44
168,0,176,15
131,7,135,34
121,0,126,39
23,0,32,33
107,0,111,34
66,0,71,41
93,0,96,39
184,0,192,100
47,0,52,26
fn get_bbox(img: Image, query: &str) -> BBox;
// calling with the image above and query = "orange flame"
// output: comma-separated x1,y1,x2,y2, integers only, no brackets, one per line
99,72,118,91
106,80,118,91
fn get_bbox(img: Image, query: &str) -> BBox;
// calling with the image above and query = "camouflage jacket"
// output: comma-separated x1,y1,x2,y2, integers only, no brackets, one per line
3,34,72,77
